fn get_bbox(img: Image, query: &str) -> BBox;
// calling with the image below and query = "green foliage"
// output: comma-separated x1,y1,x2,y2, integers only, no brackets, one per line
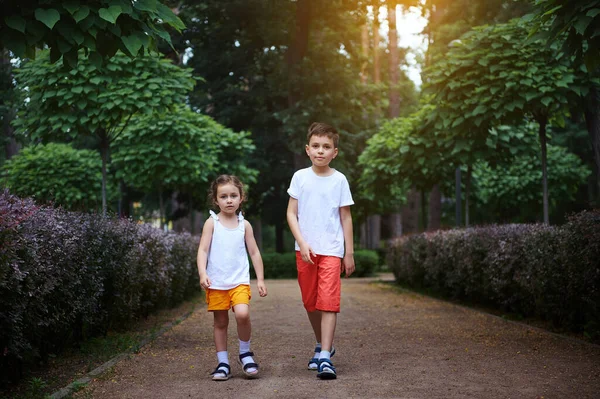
531,0,600,71
473,143,591,222
1,143,116,211
14,50,195,142
0,0,185,68
358,104,435,211
426,18,578,136
111,105,258,199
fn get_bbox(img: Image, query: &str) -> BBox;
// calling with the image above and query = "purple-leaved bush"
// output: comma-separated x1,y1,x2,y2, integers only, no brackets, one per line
388,211,600,340
0,190,199,386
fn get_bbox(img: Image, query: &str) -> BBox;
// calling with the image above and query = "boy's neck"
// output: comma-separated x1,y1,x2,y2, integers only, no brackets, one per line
311,164,335,176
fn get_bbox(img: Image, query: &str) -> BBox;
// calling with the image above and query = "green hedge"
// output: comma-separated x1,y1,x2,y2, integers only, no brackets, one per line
387,210,600,340
252,250,380,279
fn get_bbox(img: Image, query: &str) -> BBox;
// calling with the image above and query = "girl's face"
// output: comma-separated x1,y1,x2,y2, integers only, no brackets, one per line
215,183,242,215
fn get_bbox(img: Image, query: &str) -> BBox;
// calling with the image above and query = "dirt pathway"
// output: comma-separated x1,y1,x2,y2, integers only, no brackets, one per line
75,275,600,398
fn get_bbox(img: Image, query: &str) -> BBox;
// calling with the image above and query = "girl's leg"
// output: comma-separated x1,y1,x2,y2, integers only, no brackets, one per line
233,304,251,341
233,304,258,375
211,311,231,380
213,310,229,351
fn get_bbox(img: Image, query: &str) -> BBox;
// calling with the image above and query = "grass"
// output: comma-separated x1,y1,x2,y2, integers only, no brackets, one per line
1,293,203,399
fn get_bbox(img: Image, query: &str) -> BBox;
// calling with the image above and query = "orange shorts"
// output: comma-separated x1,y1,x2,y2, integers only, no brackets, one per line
206,284,251,311
296,252,341,313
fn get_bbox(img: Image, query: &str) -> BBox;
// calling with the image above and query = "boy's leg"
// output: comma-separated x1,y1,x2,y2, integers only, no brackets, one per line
307,310,322,342
315,256,341,380
320,312,337,353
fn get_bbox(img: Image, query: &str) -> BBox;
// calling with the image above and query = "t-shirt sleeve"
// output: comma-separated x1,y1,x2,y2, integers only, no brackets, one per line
340,176,354,207
287,172,300,199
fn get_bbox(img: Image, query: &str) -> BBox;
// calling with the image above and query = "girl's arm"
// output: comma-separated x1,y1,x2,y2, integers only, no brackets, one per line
197,217,214,289
340,206,355,277
286,197,315,264
245,220,267,297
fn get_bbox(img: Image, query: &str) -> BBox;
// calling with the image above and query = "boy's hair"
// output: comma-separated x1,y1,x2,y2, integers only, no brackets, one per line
208,174,245,213
307,122,339,148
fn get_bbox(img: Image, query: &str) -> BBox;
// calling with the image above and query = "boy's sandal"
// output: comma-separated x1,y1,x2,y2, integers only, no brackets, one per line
308,346,336,370
210,363,231,381
317,359,337,380
238,351,259,379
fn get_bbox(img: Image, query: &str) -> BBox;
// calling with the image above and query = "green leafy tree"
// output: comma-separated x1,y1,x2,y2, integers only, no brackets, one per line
473,143,591,223
1,0,184,67
14,50,195,214
111,105,258,229
531,1,600,199
180,0,392,249
425,18,580,224
1,142,116,210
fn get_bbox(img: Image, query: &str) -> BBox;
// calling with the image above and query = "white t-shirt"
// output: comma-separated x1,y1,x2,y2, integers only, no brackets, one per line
206,210,250,290
287,167,354,258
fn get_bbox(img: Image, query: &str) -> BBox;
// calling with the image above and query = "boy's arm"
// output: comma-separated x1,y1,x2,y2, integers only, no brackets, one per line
340,205,355,277
286,197,315,264
197,218,214,289
245,220,267,297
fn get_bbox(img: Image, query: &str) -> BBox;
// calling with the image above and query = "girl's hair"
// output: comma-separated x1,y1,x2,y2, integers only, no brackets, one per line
208,174,245,213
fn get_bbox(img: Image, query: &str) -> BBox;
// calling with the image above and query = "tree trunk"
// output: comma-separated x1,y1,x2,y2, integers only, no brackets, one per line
158,185,165,230
286,0,310,108
366,215,381,249
465,165,472,227
401,186,420,234
387,3,406,235
99,132,110,216
428,184,441,231
538,117,549,224
373,9,381,125
275,218,285,253
252,217,263,251
2,48,20,161
387,3,400,118
455,167,462,227
584,85,600,200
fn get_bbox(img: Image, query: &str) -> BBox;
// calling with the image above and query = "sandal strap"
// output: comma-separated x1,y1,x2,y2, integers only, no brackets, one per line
318,359,336,372
239,351,255,361
308,357,319,366
242,362,259,371
210,362,231,375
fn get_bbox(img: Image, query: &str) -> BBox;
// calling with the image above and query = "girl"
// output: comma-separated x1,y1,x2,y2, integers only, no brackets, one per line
197,175,267,381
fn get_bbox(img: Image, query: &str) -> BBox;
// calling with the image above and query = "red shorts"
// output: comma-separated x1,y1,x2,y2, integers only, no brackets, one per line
296,252,341,313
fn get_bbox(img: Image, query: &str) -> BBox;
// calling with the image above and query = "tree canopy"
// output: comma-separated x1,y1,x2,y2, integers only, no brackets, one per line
1,0,185,68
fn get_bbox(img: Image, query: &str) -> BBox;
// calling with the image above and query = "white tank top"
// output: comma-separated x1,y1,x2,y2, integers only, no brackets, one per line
206,210,250,290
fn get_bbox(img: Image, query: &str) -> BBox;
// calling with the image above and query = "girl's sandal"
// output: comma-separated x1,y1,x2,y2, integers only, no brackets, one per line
238,351,259,379
210,363,231,381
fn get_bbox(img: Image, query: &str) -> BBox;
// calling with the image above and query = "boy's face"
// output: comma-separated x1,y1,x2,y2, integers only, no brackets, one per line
305,134,338,168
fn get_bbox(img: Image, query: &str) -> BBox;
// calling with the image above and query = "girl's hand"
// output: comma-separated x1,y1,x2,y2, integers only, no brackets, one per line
199,274,211,289
299,243,316,265
257,280,268,297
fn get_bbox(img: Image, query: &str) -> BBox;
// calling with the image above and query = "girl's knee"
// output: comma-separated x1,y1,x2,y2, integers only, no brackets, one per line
213,311,229,329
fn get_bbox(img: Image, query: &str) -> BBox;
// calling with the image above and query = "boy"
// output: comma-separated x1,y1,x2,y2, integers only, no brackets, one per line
286,122,355,380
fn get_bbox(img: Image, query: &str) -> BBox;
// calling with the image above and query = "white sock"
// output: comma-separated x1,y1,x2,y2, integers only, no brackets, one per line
216,351,229,373
314,342,322,358
239,339,251,354
319,350,331,361
217,351,229,365
239,340,257,373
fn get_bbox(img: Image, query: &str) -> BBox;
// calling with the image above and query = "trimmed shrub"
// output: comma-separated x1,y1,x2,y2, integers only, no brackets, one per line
387,210,600,339
0,190,200,386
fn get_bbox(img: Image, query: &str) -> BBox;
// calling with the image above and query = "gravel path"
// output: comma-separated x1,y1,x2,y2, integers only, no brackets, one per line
75,275,600,398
